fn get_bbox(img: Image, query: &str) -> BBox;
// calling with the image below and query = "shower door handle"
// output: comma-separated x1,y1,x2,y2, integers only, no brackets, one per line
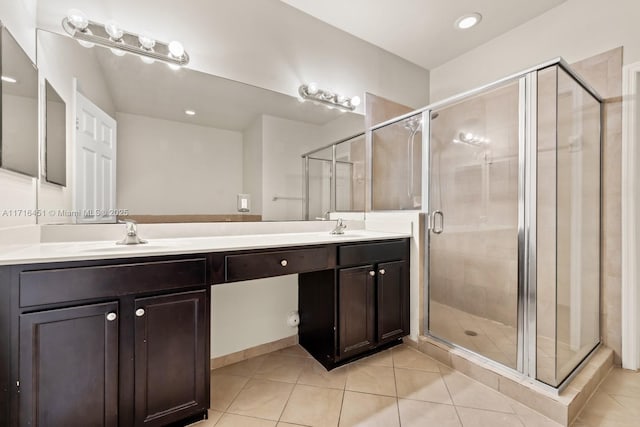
431,210,444,234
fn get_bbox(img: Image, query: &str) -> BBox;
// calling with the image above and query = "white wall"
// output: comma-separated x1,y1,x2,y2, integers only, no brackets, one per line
430,0,640,101
242,117,263,215
211,276,299,357
116,112,243,215
36,0,430,112
0,0,36,60
0,0,37,229
261,115,322,221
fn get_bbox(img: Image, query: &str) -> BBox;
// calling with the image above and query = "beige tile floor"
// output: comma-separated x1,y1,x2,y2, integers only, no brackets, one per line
573,368,640,426
189,344,564,427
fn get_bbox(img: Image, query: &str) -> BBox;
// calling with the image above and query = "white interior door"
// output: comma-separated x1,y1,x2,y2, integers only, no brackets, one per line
75,92,117,223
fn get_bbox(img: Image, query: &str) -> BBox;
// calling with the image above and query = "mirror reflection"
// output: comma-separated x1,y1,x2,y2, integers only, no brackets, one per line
1,26,38,177
36,29,364,224
44,80,66,186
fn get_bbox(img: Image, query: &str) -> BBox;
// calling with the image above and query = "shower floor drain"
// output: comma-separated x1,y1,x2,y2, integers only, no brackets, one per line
464,330,478,337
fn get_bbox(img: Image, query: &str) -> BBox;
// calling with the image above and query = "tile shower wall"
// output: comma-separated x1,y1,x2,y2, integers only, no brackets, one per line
429,83,520,329
570,48,623,364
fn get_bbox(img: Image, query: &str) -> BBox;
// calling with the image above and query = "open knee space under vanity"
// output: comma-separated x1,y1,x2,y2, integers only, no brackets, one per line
0,233,410,426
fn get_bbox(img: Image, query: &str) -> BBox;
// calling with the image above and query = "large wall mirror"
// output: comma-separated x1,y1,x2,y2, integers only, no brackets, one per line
1,26,38,177
36,29,364,224
44,80,66,186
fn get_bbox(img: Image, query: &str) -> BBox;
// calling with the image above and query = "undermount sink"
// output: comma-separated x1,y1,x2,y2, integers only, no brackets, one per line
80,244,173,253
331,232,367,238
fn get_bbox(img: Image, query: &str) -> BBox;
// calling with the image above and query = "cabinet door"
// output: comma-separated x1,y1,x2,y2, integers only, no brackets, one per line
338,265,376,358
134,290,208,427
377,261,409,343
19,302,119,427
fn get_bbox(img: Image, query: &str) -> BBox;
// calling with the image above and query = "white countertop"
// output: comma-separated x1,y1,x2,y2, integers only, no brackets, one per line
0,230,410,265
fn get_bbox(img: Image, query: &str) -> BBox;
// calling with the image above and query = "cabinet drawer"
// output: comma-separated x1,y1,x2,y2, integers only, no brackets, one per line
225,247,334,282
20,258,207,308
338,240,407,266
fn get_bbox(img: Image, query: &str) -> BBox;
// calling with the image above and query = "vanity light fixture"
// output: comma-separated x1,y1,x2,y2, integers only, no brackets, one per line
453,131,490,146
62,9,190,66
455,12,482,30
298,83,361,112
1,76,17,83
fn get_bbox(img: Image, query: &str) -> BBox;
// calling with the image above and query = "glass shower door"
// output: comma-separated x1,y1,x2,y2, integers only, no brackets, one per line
427,80,522,369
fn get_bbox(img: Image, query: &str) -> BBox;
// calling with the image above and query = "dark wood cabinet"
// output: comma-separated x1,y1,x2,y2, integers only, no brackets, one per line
0,256,210,427
19,302,119,427
299,239,410,369
134,290,209,427
0,237,409,426
338,265,376,358
377,260,409,343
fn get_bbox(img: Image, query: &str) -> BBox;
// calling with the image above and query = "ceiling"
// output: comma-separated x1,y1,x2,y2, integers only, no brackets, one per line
92,42,357,131
280,0,567,70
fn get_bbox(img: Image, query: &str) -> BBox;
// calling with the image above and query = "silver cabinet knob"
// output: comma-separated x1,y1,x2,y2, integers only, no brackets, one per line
106,312,117,322
135,308,145,317
379,269,386,275
369,271,376,277
280,259,288,267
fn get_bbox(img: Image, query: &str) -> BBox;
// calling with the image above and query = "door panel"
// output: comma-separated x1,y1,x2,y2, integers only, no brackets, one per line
338,265,376,358
19,302,119,427
377,261,408,342
76,92,117,223
134,290,208,426
427,79,521,369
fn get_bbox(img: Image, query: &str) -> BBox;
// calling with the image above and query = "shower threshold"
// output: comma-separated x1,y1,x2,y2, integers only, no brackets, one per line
411,334,612,426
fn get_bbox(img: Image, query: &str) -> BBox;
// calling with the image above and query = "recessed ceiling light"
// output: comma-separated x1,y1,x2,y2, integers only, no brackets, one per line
184,109,196,116
1,76,17,83
455,13,482,30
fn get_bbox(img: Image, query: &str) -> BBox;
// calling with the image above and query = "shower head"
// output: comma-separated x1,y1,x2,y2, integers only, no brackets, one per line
403,116,423,133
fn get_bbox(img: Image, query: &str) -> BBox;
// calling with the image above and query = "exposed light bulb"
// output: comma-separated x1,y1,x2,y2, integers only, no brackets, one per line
104,20,124,40
184,110,196,116
465,132,473,141
140,55,155,65
67,9,89,31
138,32,156,50
350,96,361,107
77,28,95,48
1,76,17,83
336,94,347,103
168,40,185,59
307,82,318,95
110,47,126,56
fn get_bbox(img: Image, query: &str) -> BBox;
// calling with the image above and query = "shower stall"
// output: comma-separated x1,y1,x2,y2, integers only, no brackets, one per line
302,133,366,220
371,59,602,388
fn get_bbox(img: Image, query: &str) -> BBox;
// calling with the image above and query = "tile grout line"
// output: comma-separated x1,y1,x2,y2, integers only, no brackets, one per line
392,348,403,427
439,367,465,426
275,361,305,424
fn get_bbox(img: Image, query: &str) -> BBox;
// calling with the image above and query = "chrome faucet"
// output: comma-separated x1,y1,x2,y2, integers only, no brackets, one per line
315,211,331,221
330,218,347,235
116,219,148,245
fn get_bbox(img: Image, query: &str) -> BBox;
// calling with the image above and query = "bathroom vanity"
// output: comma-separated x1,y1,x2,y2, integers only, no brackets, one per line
0,232,410,427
